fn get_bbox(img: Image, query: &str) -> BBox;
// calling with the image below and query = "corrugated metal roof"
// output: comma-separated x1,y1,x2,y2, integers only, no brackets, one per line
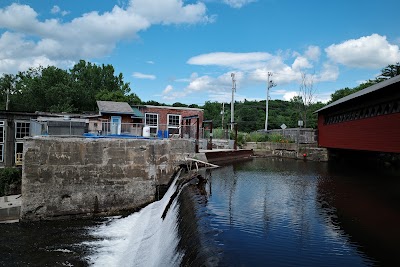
97,101,134,115
316,75,400,113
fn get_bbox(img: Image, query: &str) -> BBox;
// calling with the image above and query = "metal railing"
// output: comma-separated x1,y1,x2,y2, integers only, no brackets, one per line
95,122,201,139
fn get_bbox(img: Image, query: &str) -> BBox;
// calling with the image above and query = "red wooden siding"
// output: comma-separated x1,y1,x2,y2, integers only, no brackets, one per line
318,113,400,153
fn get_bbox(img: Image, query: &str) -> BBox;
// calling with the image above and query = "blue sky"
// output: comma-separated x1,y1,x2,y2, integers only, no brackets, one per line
1,0,399,105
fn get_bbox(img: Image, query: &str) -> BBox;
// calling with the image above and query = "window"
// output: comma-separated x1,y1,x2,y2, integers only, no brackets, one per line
145,113,158,134
0,121,4,162
15,121,30,139
167,114,181,135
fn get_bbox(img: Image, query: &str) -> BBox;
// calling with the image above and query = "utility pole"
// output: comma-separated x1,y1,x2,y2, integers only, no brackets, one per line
6,87,9,111
221,102,225,130
265,72,276,131
231,73,236,131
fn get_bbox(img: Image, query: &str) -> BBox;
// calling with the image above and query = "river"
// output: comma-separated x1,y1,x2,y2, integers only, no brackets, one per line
1,158,399,266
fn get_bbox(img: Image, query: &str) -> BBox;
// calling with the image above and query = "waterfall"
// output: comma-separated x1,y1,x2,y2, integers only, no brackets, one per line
85,172,184,267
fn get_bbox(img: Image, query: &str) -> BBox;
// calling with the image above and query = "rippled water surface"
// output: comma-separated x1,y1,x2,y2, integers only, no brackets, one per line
1,158,399,266
181,158,400,266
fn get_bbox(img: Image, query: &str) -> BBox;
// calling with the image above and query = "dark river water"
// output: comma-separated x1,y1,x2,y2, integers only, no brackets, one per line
1,158,399,266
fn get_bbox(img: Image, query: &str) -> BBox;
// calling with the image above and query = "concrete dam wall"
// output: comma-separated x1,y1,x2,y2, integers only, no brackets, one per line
21,137,195,221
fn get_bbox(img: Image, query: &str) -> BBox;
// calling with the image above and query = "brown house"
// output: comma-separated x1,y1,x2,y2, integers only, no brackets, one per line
88,101,144,135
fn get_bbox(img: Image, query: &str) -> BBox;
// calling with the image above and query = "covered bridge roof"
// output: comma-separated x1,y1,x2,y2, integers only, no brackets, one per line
316,75,400,113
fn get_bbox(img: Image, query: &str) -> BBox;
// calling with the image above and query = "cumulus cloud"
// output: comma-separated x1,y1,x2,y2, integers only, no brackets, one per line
223,0,256,8
282,91,298,101
325,34,400,68
0,1,212,73
291,56,312,71
132,72,156,80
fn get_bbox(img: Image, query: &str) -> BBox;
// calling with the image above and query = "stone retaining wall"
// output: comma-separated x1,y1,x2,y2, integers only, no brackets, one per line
243,142,328,161
21,137,195,221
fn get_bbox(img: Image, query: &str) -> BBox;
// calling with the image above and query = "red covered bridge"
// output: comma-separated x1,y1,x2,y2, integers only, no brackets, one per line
317,75,400,153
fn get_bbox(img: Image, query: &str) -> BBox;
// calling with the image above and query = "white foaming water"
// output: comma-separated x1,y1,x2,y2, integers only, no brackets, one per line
85,173,183,267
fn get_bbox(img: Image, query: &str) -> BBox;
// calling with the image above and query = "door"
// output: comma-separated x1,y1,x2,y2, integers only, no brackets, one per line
111,116,122,135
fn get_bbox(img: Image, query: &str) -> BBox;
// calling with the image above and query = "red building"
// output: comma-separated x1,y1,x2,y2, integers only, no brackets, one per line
136,105,204,137
316,75,400,153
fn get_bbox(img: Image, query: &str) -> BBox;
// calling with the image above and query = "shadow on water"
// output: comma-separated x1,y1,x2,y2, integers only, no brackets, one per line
318,159,400,266
0,217,106,266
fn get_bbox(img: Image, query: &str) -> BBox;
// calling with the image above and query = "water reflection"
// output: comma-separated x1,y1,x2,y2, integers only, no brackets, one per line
180,158,399,266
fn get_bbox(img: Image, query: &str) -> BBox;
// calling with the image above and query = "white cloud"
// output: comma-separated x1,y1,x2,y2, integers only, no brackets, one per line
146,60,155,64
51,5,70,16
132,72,156,80
316,63,339,82
282,91,298,101
188,52,272,70
131,0,214,24
325,34,400,68
51,6,60,14
291,56,312,71
304,45,321,61
0,1,212,73
223,0,256,8
163,85,173,94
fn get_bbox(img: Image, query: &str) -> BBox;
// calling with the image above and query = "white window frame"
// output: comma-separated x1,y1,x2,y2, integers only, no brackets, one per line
15,121,30,139
167,114,181,135
14,121,30,166
145,113,159,135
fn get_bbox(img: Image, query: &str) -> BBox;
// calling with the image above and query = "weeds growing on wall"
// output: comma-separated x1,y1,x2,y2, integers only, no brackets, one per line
0,168,22,196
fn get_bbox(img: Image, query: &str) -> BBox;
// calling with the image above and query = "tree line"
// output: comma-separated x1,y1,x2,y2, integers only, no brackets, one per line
0,60,141,113
0,60,398,132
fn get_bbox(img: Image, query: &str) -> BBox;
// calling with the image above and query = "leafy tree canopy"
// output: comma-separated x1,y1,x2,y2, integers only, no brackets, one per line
0,60,140,113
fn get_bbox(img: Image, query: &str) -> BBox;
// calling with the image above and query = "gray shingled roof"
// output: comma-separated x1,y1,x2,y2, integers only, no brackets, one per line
97,101,134,115
316,75,400,113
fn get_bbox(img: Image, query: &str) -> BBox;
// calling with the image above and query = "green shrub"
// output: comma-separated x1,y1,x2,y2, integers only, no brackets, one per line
268,133,292,143
0,168,22,196
246,132,270,142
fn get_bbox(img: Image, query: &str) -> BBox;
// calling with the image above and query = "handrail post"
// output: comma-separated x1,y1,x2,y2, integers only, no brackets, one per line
196,117,199,153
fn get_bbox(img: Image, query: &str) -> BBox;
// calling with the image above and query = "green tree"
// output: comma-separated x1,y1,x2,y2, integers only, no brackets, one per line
0,74,16,110
172,102,188,107
203,101,225,128
379,62,400,79
70,60,134,111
